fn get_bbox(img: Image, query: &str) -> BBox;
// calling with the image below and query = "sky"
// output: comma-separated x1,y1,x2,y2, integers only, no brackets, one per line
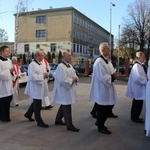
0,0,135,42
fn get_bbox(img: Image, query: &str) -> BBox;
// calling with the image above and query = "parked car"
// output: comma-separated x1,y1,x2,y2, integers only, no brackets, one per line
19,65,28,85
19,72,28,85
48,63,79,81
20,65,28,75
73,64,93,75
49,63,58,81
73,64,85,74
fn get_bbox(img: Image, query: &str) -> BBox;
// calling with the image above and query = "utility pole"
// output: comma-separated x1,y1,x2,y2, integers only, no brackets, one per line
117,25,120,74
109,2,115,51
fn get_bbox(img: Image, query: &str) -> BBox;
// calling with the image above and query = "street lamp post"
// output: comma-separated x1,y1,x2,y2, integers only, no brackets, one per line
117,25,120,74
110,2,115,51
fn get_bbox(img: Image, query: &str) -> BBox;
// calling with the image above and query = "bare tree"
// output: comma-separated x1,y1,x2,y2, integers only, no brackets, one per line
14,0,32,54
121,0,150,51
16,0,31,14
0,29,8,43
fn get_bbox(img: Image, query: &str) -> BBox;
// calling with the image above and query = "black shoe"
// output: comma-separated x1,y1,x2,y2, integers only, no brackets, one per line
45,105,53,109
108,114,118,118
37,122,49,128
132,119,144,123
24,114,35,122
55,121,66,125
138,118,143,121
90,112,97,118
95,122,108,129
2,119,11,122
15,104,19,106
67,126,80,132
95,122,98,126
98,129,111,134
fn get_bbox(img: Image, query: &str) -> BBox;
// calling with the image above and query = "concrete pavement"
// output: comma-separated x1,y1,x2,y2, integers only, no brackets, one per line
0,79,149,150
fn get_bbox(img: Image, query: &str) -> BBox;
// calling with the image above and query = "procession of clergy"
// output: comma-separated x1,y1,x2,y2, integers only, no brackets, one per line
0,42,150,135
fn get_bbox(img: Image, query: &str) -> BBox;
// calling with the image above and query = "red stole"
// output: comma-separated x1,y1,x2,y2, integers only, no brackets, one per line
13,64,19,87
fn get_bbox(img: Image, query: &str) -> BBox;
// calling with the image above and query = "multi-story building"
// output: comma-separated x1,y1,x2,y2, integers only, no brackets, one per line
14,7,113,63
0,42,14,54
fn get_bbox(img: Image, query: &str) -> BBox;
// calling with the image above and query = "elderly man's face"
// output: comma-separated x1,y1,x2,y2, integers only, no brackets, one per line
12,59,18,64
64,52,72,63
103,46,110,58
37,51,45,62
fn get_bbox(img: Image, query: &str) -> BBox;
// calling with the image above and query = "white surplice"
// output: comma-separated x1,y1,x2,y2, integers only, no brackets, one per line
145,60,150,137
41,58,51,107
0,58,13,98
126,61,147,100
24,61,50,101
89,57,118,105
51,63,78,105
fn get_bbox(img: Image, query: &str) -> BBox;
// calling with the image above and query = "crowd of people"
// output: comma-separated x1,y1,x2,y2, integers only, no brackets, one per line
0,43,150,136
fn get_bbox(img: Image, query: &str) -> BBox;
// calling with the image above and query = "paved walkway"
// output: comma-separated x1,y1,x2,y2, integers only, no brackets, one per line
0,80,149,150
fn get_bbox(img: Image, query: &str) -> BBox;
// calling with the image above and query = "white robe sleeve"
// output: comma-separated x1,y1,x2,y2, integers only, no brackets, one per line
55,65,73,90
94,59,111,88
28,63,44,85
133,64,147,85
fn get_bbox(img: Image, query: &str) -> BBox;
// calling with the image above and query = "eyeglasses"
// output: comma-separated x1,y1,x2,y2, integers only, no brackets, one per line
38,55,45,57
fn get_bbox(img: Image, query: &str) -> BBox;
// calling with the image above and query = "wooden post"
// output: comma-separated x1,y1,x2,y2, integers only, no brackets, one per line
84,60,89,77
125,59,129,77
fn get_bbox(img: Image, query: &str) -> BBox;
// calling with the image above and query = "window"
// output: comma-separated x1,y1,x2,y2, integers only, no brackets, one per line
80,45,82,53
77,44,79,53
73,43,76,53
24,44,29,53
36,30,46,37
50,43,56,52
36,44,40,49
36,15,46,23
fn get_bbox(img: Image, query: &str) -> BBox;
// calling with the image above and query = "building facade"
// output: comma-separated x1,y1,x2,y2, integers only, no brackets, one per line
14,7,113,63
0,42,14,54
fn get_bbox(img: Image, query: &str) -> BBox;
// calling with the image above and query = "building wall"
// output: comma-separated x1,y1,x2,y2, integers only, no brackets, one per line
0,42,14,54
17,10,72,43
15,7,112,63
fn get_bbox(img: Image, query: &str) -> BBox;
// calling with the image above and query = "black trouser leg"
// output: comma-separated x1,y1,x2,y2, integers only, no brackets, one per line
91,103,98,115
33,99,43,123
131,98,143,120
55,105,73,127
97,105,112,130
25,102,34,118
55,105,63,122
0,95,12,121
109,105,114,115
62,105,73,128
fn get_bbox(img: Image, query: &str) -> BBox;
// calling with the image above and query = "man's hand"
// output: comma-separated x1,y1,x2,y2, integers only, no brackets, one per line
43,72,49,78
72,77,78,82
10,67,15,73
112,72,118,79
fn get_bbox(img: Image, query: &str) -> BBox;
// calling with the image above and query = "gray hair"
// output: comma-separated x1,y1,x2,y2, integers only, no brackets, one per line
11,56,18,61
62,50,70,57
99,42,109,54
136,51,144,58
34,50,41,58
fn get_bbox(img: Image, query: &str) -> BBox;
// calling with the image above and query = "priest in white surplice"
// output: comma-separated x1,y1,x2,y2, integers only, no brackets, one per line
51,50,80,132
126,51,147,123
145,59,150,137
0,45,14,122
24,50,49,128
89,42,118,135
